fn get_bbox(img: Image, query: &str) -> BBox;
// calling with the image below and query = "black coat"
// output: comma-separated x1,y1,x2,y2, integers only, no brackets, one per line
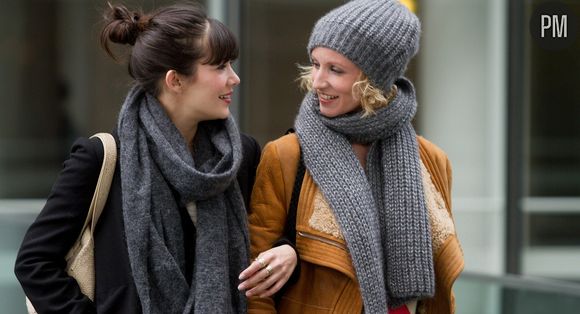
14,132,261,314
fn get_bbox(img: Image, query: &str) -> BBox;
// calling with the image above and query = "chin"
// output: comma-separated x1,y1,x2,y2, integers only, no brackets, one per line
320,109,339,118
217,110,230,119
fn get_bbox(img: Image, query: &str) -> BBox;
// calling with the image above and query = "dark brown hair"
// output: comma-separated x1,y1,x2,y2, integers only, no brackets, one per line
100,3,239,95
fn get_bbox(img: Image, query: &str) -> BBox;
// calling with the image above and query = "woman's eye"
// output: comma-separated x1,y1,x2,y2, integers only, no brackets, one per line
217,62,229,70
330,66,343,74
312,62,320,69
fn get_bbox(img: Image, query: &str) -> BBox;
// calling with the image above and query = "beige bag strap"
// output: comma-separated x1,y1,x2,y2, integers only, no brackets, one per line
78,133,117,236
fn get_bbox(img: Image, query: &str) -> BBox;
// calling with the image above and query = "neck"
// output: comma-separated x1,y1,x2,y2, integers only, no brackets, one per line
157,93,199,149
171,113,198,148
351,142,370,169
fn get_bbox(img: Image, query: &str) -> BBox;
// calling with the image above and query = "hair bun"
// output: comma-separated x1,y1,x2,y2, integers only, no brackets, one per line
103,4,146,46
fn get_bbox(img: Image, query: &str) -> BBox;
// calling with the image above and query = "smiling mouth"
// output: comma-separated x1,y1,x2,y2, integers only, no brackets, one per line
218,93,232,100
318,93,338,100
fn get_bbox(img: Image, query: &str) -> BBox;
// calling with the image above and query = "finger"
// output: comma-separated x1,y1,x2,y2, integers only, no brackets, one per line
239,258,265,280
245,269,282,297
239,262,273,290
238,271,263,291
246,265,280,296
259,265,294,297
259,278,287,298
240,254,271,280
255,255,269,269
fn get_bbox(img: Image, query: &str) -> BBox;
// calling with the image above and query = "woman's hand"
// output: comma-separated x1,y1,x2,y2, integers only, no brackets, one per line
238,244,297,298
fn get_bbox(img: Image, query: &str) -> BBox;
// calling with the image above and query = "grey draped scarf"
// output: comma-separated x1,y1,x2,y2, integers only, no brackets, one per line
295,77,434,312
117,86,248,314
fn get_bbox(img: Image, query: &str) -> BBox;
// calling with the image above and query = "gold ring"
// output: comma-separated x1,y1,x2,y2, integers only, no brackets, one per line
265,264,273,277
255,257,266,269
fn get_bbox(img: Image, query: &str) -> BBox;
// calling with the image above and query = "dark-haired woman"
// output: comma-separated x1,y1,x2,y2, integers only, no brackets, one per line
15,3,260,313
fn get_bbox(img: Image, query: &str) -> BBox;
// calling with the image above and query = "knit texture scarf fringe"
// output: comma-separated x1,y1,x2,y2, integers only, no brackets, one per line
295,77,434,312
117,86,249,314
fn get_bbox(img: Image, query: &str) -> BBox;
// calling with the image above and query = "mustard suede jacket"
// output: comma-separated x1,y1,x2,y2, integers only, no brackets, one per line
248,133,464,314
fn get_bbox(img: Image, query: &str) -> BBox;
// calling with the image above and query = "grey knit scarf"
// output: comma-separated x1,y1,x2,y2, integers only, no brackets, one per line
295,77,434,312
117,86,248,314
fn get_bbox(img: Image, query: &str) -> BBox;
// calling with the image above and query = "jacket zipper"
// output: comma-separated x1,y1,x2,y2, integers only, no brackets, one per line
297,231,346,250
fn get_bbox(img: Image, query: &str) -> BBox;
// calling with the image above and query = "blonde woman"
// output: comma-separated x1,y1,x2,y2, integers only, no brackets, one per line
243,0,464,313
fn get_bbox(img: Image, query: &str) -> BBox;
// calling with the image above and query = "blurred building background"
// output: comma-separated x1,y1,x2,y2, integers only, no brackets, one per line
0,0,579,312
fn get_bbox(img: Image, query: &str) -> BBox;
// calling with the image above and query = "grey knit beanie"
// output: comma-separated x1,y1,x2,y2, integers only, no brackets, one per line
307,0,421,91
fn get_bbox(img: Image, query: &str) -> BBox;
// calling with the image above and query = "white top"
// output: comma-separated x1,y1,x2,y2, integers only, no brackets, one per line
186,201,197,226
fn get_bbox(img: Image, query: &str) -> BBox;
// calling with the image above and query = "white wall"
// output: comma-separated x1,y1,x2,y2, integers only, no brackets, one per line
418,1,507,312
419,0,507,276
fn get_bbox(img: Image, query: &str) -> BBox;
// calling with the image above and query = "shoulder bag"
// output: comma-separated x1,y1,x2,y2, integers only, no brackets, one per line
26,133,117,313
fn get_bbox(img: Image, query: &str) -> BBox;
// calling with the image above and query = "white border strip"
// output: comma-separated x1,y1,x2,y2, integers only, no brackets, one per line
0,199,45,215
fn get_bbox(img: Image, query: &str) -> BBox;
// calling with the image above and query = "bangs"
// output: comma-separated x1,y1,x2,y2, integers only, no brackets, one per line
202,18,239,65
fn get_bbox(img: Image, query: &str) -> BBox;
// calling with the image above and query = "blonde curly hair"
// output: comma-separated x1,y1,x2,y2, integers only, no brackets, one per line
297,65,397,117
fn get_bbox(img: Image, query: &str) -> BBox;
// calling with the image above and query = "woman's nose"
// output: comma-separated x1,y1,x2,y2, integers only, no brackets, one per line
311,69,326,89
229,68,241,86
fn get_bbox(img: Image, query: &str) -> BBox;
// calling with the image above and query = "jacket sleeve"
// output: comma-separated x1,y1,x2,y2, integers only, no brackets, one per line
239,133,262,211
14,137,102,314
247,141,289,313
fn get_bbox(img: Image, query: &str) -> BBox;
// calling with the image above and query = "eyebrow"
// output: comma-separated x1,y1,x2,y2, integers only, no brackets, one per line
311,57,348,69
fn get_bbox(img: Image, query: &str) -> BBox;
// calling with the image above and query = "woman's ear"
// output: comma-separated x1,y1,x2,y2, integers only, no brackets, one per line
164,70,182,93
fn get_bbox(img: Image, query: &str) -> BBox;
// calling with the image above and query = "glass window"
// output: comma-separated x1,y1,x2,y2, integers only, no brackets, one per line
528,10,580,197
515,0,580,281
419,0,507,276
0,1,193,312
239,0,343,145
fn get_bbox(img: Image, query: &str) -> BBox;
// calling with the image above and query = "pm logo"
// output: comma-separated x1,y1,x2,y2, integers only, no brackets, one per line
541,14,567,38
530,2,577,50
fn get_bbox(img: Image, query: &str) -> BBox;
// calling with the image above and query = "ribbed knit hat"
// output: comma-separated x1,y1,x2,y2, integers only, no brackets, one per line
307,0,421,92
